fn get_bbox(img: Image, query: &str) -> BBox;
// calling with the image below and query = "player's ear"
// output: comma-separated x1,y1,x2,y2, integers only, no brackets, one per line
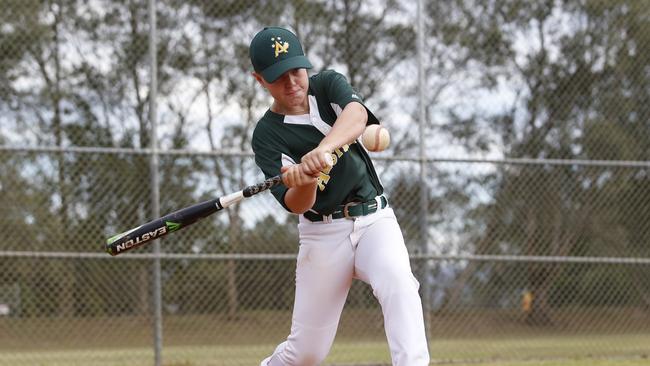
252,72,266,86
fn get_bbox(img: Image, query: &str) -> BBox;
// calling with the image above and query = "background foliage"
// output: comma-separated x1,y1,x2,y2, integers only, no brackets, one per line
0,0,648,365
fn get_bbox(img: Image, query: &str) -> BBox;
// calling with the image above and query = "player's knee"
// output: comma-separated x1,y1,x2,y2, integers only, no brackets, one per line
372,270,420,299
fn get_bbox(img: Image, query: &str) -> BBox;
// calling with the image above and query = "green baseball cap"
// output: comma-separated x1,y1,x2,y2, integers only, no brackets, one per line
249,27,313,83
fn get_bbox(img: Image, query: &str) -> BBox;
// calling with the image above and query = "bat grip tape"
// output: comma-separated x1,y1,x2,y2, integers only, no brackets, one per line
219,191,244,209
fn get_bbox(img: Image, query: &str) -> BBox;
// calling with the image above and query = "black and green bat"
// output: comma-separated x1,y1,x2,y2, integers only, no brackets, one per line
105,175,282,256
105,154,333,256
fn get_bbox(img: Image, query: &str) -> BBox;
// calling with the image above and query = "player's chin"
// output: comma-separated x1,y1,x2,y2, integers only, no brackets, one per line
285,91,306,102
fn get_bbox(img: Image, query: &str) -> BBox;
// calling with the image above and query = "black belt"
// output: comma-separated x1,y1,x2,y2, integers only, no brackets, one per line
303,196,388,222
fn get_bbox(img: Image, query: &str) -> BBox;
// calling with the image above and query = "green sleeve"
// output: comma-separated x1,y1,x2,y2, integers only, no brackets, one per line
317,70,380,124
251,124,291,212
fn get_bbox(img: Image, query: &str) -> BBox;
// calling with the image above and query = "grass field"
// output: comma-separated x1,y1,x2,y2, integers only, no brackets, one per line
1,333,649,366
1,311,648,365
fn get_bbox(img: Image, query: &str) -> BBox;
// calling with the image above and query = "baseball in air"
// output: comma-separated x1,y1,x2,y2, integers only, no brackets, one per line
362,124,390,152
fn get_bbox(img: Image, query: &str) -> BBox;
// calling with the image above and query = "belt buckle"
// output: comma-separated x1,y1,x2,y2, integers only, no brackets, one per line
343,201,359,220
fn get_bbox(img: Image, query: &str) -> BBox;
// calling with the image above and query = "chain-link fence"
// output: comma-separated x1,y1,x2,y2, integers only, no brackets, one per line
1,0,649,365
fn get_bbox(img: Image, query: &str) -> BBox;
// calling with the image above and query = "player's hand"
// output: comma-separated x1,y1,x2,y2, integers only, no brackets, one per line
281,164,317,188
300,146,333,177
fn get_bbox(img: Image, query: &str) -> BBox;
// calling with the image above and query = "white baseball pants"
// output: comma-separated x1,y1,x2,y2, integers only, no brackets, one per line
260,206,430,366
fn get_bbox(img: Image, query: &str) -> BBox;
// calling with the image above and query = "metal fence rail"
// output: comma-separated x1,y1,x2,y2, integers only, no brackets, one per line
4,251,650,265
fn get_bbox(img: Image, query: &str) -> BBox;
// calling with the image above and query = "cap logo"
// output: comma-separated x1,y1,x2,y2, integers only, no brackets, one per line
271,36,290,58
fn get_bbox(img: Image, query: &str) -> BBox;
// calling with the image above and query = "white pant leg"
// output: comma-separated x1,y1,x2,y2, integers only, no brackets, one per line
353,208,430,366
262,218,356,366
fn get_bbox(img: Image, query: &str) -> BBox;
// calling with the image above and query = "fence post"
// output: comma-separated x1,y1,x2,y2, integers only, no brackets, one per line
416,0,432,347
148,0,163,365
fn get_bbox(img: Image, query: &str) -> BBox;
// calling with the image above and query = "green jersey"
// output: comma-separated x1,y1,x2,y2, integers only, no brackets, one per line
252,70,383,215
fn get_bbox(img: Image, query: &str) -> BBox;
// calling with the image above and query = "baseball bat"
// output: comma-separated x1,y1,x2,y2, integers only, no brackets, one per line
105,154,332,256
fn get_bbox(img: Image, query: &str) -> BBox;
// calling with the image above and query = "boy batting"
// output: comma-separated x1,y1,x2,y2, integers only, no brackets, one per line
249,26,430,366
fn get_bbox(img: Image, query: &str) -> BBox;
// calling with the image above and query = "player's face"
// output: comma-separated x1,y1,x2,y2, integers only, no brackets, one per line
256,68,309,114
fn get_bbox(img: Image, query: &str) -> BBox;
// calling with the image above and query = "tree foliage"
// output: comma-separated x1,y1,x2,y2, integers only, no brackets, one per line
0,0,647,319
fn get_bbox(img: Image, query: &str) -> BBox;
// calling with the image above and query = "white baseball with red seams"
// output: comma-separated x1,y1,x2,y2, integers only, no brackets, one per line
362,124,390,152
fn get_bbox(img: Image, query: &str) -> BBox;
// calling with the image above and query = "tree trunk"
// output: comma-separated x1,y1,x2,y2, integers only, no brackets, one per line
523,206,553,325
49,6,75,318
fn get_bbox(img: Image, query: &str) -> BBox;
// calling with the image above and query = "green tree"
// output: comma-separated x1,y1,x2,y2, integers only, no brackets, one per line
412,1,649,322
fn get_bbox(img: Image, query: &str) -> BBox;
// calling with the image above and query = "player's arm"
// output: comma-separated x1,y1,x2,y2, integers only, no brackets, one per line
300,101,368,174
281,165,318,214
252,144,321,214
320,101,368,152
